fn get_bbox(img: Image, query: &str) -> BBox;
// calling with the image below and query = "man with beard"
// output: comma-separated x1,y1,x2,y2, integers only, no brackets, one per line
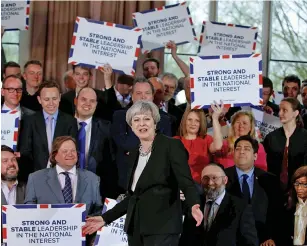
180,163,258,246
1,145,25,205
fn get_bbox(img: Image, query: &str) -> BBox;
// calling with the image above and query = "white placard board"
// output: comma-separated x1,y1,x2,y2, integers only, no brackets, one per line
68,17,142,76
190,54,263,109
1,1,30,30
133,2,197,53
198,21,258,56
2,204,86,246
1,110,20,151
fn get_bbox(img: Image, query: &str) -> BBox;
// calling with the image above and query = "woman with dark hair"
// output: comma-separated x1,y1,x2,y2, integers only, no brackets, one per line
285,166,307,245
264,97,307,192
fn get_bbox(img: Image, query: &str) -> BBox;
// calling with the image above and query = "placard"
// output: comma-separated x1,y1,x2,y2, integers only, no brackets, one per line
94,198,128,246
1,0,30,30
2,204,86,246
207,121,230,139
133,2,197,53
68,17,142,76
1,110,20,151
198,21,258,56
272,91,284,105
190,54,263,109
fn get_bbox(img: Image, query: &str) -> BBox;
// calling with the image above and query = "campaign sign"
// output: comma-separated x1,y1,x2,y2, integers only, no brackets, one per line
198,21,258,56
1,0,30,30
68,17,142,76
133,2,197,53
207,122,230,139
250,106,281,141
1,110,20,151
94,198,128,246
272,91,284,105
2,204,86,246
190,54,263,109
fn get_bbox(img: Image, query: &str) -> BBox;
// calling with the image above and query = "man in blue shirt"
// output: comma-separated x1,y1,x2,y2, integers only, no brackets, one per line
20,80,77,181
225,135,284,246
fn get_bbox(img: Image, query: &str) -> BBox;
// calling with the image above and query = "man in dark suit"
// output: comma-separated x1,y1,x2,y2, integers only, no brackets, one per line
111,77,172,192
1,145,26,205
19,80,77,181
1,75,35,159
160,73,184,132
59,65,112,121
225,135,283,246
180,163,258,246
75,87,118,200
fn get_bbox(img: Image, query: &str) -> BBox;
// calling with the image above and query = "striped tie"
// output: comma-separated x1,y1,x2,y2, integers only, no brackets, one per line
62,172,73,203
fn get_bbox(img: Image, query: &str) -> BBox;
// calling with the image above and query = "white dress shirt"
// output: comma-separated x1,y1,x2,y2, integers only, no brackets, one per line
1,180,18,205
56,165,78,201
77,117,92,166
294,197,307,245
114,87,131,107
131,153,151,191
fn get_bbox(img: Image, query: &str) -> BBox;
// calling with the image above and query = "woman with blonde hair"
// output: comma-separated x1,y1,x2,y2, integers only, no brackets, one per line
174,101,224,183
213,110,267,170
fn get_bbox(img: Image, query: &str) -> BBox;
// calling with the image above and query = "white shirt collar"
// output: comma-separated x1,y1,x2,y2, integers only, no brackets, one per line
55,165,77,176
2,103,20,111
76,116,92,126
1,180,18,188
206,189,226,206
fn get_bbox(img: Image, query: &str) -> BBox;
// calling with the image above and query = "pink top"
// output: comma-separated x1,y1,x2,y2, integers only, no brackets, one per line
213,139,267,171
174,135,213,184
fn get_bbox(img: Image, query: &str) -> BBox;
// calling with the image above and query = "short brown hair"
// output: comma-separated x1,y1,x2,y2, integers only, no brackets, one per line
49,136,77,167
24,60,42,70
38,80,60,96
179,108,207,138
288,166,307,209
72,65,92,76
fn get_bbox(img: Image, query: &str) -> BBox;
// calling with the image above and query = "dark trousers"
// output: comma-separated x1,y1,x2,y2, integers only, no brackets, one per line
128,233,180,246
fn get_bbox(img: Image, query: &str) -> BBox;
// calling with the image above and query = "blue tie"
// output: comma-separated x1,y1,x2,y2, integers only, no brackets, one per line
78,122,87,169
242,174,251,203
62,172,73,203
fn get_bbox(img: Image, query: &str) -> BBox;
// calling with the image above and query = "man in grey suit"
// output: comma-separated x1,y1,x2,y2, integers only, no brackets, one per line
24,136,102,217
1,145,26,205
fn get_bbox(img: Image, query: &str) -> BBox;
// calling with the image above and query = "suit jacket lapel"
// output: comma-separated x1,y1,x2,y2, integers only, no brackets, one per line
1,190,7,205
75,169,88,203
16,183,25,204
54,111,64,139
46,168,65,203
127,148,139,191
36,112,49,151
88,119,98,157
228,167,243,198
251,168,260,203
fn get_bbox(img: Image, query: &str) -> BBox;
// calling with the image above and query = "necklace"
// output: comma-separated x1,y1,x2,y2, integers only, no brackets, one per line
139,143,153,157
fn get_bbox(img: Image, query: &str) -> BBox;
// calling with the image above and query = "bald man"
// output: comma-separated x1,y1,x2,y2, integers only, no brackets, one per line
180,163,258,246
75,87,117,200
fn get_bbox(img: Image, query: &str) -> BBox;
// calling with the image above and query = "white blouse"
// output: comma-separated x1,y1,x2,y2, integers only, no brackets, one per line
131,153,151,192
294,198,307,245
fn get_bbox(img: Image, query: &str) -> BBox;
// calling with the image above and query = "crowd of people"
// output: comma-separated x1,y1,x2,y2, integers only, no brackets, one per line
1,40,307,246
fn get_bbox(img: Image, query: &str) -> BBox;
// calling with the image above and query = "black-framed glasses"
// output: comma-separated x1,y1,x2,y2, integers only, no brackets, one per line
202,175,225,183
294,182,307,188
2,88,23,93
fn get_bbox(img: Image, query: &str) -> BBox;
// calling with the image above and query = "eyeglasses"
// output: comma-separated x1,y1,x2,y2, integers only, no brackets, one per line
202,175,225,183
3,88,23,93
294,182,307,188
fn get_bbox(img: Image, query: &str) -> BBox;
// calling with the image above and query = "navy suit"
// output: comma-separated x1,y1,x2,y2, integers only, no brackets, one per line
86,118,118,200
111,108,172,190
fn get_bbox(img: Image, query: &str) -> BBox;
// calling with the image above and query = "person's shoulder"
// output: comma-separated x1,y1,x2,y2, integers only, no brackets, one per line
29,168,50,179
21,106,35,116
61,90,75,99
266,126,283,138
113,108,127,118
58,110,76,121
79,169,99,182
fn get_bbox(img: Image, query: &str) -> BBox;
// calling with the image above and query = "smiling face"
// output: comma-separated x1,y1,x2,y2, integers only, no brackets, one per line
162,77,177,102
1,151,19,181
38,87,60,115
23,64,43,88
278,101,298,125
55,140,78,170
73,67,91,89
186,111,200,136
132,82,154,102
233,115,252,137
1,77,23,109
143,61,159,79
76,88,97,119
130,112,156,141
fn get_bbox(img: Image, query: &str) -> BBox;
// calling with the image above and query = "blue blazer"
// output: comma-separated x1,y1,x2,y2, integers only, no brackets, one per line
24,167,102,216
111,108,172,189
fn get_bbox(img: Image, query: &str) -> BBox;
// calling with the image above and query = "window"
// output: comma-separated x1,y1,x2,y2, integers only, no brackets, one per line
2,30,20,63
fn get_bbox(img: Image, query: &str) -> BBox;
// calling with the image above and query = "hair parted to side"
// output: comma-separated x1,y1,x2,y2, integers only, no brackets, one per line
24,60,42,70
2,74,23,87
126,100,160,126
131,77,155,94
49,136,77,167
234,135,259,154
38,80,61,96
179,108,207,138
72,64,92,76
228,110,257,153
